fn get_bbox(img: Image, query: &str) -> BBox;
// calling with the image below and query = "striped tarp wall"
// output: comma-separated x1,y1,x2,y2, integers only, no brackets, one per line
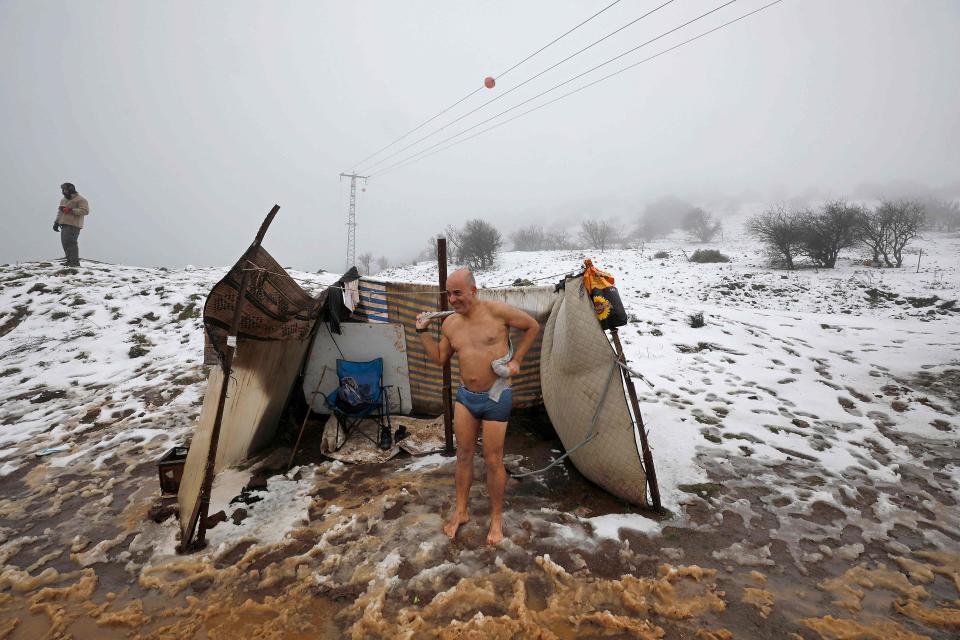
368,280,556,415
354,279,388,323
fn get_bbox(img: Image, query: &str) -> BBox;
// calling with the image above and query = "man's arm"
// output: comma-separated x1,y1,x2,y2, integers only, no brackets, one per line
493,302,540,375
73,196,89,217
415,313,453,366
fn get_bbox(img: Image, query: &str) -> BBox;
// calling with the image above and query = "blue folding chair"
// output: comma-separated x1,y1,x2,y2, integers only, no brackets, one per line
323,358,393,451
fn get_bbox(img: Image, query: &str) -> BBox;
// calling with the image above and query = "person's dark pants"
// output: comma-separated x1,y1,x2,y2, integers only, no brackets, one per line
60,224,81,267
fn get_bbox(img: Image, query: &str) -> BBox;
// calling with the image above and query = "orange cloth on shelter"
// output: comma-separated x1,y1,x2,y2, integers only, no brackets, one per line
582,259,616,292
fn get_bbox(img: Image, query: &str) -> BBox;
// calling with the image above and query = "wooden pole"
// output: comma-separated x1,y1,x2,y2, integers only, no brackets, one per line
609,328,663,512
437,238,454,455
189,205,280,550
287,366,327,470
916,248,922,273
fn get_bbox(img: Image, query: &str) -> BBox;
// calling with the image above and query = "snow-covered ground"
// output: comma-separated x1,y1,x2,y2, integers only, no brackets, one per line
0,261,338,478
1,224,958,638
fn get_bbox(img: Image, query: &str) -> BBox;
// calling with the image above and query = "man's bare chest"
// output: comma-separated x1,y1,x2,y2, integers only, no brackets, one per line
448,319,507,353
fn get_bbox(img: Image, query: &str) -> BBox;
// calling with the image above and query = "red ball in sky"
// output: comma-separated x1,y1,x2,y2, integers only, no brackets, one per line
484,76,496,89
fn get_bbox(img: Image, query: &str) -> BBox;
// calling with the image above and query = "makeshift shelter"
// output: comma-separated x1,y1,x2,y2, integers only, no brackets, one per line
178,221,651,550
302,281,555,416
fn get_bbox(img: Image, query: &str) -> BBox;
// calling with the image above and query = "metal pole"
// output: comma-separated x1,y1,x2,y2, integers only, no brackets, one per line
339,173,368,270
346,176,357,269
916,248,922,274
437,238,454,455
609,327,663,512
188,205,280,550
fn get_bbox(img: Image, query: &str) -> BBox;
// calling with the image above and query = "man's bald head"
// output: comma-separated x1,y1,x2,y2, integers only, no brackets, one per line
446,268,478,314
448,268,475,289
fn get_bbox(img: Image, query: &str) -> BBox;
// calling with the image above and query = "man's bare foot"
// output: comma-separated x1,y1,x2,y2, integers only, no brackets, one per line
486,519,504,546
444,511,470,539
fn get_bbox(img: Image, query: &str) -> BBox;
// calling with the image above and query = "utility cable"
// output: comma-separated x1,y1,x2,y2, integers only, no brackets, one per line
360,0,676,173
241,262,581,298
374,0,783,178
349,0,624,172
485,269,580,289
370,0,739,177
494,0,625,80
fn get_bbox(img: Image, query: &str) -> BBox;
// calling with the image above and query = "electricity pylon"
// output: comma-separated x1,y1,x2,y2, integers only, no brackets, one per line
339,172,368,269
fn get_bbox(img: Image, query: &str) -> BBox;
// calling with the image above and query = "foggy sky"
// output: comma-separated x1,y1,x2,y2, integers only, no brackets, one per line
1,0,958,271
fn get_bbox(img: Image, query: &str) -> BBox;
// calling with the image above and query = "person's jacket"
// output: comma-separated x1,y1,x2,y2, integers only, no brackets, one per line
56,194,90,228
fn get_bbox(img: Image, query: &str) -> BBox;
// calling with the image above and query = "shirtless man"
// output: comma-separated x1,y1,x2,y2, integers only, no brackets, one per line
416,268,540,545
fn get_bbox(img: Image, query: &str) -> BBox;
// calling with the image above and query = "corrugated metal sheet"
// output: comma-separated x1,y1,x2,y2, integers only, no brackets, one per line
178,338,310,543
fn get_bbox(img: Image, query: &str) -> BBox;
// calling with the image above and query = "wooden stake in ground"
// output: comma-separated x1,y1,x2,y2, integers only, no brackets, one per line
287,366,327,470
437,238,454,454
609,327,663,512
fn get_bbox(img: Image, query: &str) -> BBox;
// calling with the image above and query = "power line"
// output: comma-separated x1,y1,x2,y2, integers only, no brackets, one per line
372,0,753,178
371,0,738,176
360,0,677,174
348,0,624,172
349,88,483,173
376,0,784,178
494,0,625,80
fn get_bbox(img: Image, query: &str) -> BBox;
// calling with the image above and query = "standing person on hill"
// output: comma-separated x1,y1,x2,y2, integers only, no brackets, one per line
416,267,540,545
53,182,89,267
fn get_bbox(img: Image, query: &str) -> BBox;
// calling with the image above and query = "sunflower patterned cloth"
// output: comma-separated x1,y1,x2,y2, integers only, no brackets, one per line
582,259,628,330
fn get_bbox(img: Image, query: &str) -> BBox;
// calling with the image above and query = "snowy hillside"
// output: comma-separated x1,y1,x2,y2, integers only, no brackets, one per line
1,228,958,638
0,260,337,478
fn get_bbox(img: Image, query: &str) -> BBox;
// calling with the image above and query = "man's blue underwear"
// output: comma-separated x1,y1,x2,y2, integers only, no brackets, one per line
456,386,512,422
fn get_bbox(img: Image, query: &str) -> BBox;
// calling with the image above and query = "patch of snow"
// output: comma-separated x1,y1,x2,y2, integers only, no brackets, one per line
586,513,661,540
399,452,449,472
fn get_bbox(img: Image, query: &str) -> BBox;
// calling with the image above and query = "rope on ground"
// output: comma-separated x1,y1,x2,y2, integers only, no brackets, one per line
509,358,619,478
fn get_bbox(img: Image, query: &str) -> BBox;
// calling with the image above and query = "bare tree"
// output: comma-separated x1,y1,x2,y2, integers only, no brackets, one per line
797,200,863,268
357,252,374,275
858,207,890,266
443,224,464,262
636,196,693,240
878,200,925,267
420,234,452,263
511,224,547,251
746,205,804,270
376,256,389,272
921,198,960,232
683,208,723,242
544,226,574,250
453,219,502,270
579,219,616,251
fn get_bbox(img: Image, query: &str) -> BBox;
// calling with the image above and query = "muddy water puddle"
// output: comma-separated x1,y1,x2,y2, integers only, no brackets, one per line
2,416,959,638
